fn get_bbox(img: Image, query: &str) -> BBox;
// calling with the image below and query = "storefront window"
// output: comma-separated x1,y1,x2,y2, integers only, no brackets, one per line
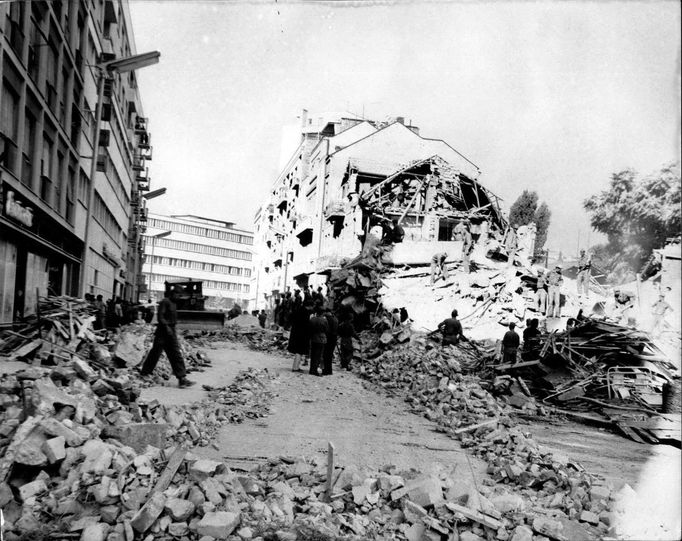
0,239,17,325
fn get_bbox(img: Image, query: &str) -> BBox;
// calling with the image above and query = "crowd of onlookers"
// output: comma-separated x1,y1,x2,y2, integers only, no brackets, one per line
258,285,359,376
84,294,155,330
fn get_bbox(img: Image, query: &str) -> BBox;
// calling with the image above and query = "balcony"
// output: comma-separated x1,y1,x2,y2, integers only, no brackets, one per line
134,116,148,133
324,200,346,221
132,155,146,171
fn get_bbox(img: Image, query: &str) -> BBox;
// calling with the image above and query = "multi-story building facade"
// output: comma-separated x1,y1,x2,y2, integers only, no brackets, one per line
0,0,152,325
254,111,505,308
142,213,254,311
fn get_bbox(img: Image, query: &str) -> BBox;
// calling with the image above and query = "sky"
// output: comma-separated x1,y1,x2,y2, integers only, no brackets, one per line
129,0,681,253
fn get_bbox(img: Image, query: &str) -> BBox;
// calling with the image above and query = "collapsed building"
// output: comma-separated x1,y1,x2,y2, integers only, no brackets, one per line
253,111,507,305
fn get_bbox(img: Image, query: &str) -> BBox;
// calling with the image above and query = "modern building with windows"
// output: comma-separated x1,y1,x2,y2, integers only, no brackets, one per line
142,213,254,311
0,0,153,325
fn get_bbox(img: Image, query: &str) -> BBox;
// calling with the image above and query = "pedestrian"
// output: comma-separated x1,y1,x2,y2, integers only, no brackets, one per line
143,298,156,324
461,224,473,273
651,293,672,336
430,252,449,285
505,225,518,266
535,270,547,314
502,322,520,365
522,318,540,360
308,305,329,376
93,294,106,330
438,309,464,346
303,285,312,303
391,219,405,243
288,300,312,371
546,265,563,318
139,287,196,388
576,249,592,298
322,308,339,375
338,312,358,370
114,297,123,327
400,307,409,323
273,298,281,329
258,309,267,328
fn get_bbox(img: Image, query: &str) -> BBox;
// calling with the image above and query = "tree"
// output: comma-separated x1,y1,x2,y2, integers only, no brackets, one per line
508,190,551,253
583,162,681,272
509,190,538,227
533,202,551,252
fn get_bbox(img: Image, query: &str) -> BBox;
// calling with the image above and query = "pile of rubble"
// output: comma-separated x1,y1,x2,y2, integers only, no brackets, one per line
350,337,620,539
183,327,289,354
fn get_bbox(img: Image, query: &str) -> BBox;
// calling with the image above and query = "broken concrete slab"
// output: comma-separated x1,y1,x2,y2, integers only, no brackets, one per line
196,511,241,539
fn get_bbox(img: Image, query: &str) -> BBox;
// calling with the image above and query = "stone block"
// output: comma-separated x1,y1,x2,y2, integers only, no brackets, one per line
41,436,66,463
79,522,110,541
40,418,84,447
510,525,533,541
164,497,195,521
579,510,599,525
491,493,526,513
18,479,47,502
131,492,166,533
81,440,113,473
532,516,565,540
190,459,224,482
196,511,240,539
103,423,168,453
72,357,97,381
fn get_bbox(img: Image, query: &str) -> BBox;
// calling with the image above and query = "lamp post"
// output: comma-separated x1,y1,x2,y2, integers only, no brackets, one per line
79,51,161,298
146,230,171,300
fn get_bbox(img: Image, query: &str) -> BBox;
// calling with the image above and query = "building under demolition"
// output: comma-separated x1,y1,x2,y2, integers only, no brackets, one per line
253,112,506,307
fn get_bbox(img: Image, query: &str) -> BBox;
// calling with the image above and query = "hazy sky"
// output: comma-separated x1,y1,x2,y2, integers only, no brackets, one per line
129,1,680,252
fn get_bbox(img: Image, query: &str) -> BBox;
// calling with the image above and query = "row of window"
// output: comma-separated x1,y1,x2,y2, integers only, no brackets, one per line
150,273,250,293
150,256,251,277
151,237,253,261
93,191,123,247
148,217,253,245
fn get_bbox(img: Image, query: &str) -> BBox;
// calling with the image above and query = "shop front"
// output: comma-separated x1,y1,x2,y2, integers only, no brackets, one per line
0,180,82,326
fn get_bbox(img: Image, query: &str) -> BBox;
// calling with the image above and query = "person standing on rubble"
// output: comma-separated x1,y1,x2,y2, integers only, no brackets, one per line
338,312,358,370
94,294,106,330
391,219,405,243
502,322,520,365
546,265,563,318
651,293,672,336
438,309,464,346
288,300,312,371
430,252,449,285
322,307,339,375
576,249,592,298
522,319,541,360
535,270,547,314
308,304,329,376
258,309,267,328
461,224,474,273
139,287,195,388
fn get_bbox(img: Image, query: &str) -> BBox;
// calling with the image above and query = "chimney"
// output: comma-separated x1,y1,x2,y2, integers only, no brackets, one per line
301,109,308,131
396,116,405,125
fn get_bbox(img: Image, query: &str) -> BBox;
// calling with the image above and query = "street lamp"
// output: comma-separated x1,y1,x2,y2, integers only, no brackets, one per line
79,51,161,298
146,230,171,300
143,187,167,200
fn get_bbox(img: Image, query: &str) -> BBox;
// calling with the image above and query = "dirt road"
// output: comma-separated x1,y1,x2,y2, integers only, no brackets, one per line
141,341,679,496
142,341,488,477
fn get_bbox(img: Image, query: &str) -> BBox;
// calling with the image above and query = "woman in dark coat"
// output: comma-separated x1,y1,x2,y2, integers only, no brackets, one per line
288,301,312,371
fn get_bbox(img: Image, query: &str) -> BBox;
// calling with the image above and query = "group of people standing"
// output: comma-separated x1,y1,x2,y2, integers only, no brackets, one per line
287,300,358,376
85,294,153,330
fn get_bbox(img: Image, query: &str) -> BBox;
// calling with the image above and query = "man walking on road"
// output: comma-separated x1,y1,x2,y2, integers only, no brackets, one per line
308,305,329,376
546,265,563,318
338,312,358,370
322,308,339,376
576,249,592,298
140,287,195,388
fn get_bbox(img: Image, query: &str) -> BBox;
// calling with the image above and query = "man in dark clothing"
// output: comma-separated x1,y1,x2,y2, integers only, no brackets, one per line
400,307,409,323
308,305,328,376
338,312,357,370
502,322,520,365
273,299,281,328
391,219,405,243
140,288,195,388
438,309,464,346
258,310,267,328
322,309,339,375
521,319,540,360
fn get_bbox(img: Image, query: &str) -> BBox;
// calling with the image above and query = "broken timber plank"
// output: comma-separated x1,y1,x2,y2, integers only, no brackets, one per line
146,446,186,501
326,441,335,501
494,360,540,371
445,501,501,530
453,418,499,435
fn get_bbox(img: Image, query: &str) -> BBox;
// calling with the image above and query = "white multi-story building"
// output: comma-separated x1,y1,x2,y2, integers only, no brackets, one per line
142,213,254,310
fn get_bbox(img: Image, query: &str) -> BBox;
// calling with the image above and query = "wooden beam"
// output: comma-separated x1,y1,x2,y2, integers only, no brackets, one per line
146,446,187,501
